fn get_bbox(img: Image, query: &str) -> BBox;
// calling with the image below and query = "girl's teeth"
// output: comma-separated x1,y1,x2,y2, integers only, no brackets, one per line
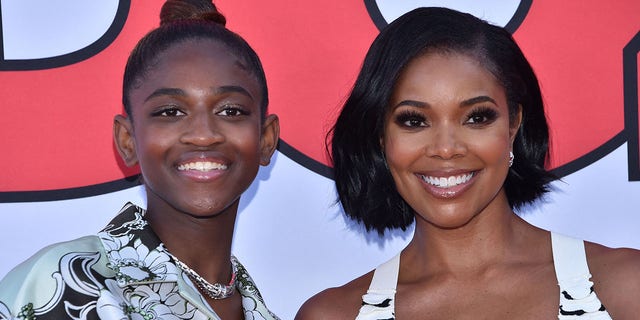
177,161,227,171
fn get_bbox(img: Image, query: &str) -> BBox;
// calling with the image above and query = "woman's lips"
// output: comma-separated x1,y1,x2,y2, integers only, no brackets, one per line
417,171,476,198
420,172,474,188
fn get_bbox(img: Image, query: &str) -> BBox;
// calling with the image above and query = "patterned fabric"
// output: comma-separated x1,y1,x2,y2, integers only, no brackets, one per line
356,253,398,320
0,202,279,320
552,233,612,319
355,233,612,320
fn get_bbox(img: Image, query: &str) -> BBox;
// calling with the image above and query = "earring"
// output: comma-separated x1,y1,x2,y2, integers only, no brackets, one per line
509,151,514,167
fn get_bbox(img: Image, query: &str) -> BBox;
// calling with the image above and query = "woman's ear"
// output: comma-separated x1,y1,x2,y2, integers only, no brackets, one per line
509,104,523,143
259,114,280,166
113,115,138,167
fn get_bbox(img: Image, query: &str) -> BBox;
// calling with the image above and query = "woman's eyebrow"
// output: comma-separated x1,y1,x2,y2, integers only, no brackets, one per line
460,95,496,107
393,96,496,110
394,99,429,109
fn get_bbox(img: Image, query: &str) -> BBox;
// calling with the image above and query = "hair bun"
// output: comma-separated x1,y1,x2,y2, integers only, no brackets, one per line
160,0,226,27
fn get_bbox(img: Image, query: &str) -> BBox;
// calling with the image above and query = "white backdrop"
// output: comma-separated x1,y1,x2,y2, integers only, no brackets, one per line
1,1,639,319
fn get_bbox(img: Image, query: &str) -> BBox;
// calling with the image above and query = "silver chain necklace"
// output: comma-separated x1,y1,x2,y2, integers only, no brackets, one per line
167,251,237,299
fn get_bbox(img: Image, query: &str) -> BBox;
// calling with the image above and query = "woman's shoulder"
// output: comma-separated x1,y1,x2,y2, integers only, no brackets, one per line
585,241,640,317
586,240,640,279
295,271,374,320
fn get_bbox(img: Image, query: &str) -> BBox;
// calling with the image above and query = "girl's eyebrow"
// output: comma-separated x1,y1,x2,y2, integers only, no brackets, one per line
144,88,185,102
144,86,254,102
215,85,254,101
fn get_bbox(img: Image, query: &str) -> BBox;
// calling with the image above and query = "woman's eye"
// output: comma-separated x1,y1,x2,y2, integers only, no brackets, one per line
395,111,427,128
217,106,248,117
467,114,487,124
465,107,498,125
405,119,425,127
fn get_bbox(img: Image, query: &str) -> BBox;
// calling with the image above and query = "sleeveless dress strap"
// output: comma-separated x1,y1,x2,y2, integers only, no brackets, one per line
551,232,612,319
355,253,399,320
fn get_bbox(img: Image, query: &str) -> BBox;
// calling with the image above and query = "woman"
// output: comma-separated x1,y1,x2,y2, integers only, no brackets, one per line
0,1,280,319
297,7,640,319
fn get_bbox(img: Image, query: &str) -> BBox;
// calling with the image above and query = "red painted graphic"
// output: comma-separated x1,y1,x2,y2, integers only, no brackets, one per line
0,1,638,200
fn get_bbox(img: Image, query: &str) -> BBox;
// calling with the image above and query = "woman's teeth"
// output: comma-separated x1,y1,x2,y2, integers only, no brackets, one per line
421,173,473,188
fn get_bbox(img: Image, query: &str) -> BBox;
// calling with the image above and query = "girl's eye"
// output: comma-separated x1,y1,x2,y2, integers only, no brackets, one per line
465,107,498,125
217,106,248,117
152,107,185,117
395,110,427,128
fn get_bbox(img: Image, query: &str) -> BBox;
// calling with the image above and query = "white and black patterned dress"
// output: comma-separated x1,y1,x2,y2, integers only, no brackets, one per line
356,233,612,320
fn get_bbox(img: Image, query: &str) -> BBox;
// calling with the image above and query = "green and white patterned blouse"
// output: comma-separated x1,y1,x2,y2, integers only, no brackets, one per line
0,202,279,320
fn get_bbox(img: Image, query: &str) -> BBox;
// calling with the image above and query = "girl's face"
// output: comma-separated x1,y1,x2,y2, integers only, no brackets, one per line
115,39,278,218
382,52,520,229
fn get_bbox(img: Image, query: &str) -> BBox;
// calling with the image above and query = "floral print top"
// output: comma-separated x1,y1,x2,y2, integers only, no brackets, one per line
0,202,279,320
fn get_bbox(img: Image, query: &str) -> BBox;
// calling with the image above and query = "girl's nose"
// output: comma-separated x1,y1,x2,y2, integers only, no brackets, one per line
180,114,224,146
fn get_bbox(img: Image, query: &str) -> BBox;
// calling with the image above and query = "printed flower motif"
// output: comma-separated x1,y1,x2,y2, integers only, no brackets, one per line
101,233,135,253
102,205,148,238
97,279,208,320
242,296,259,320
107,239,170,286
120,210,148,232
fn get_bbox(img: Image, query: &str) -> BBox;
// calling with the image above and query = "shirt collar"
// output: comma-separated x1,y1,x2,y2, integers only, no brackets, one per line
98,202,180,286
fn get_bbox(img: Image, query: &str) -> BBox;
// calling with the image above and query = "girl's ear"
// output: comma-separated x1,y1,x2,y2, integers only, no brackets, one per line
113,115,138,167
259,114,280,166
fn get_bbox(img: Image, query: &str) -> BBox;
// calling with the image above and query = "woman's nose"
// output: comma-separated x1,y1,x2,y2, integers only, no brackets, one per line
426,124,466,160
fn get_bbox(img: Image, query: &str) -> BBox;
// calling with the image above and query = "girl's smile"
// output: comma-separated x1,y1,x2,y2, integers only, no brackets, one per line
176,156,228,182
115,38,278,218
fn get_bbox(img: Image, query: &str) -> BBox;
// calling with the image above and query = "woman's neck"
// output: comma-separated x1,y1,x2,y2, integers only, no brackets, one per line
404,204,548,276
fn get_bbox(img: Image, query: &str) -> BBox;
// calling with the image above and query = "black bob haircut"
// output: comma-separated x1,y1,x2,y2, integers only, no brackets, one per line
330,7,557,235
122,0,268,120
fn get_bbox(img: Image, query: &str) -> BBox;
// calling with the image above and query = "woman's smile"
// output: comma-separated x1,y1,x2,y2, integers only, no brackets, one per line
383,51,516,228
416,171,477,199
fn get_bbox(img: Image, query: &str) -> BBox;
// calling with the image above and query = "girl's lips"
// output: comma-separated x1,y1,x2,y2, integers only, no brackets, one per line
176,160,228,182
417,171,477,199
177,161,227,171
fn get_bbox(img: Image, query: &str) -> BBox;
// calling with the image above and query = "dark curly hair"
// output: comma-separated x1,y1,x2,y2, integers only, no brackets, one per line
122,0,268,119
330,7,557,235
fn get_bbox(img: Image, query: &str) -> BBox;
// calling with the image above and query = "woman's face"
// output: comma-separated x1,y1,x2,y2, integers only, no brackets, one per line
383,52,520,229
115,39,278,218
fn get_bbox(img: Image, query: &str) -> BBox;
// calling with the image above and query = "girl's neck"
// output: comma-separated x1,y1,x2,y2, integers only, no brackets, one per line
145,200,238,284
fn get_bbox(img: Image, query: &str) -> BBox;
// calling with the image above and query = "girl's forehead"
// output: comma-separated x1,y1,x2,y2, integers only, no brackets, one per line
129,45,258,99
157,39,238,66
146,40,253,82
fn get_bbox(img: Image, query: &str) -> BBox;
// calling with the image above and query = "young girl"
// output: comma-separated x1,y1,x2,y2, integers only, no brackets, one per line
297,7,640,319
0,1,280,319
